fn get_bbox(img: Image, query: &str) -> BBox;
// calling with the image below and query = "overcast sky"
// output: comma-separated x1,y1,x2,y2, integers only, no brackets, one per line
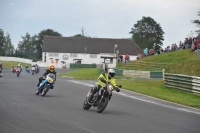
0,0,199,49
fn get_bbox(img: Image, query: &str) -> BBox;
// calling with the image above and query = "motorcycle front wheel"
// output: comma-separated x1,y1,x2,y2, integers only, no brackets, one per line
97,97,109,113
36,89,39,95
83,99,92,110
42,87,49,96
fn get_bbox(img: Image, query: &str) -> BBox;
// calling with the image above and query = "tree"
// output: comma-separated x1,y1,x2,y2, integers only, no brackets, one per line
73,34,86,37
0,29,5,55
192,9,200,36
17,33,34,58
129,16,165,49
36,29,62,59
4,33,14,56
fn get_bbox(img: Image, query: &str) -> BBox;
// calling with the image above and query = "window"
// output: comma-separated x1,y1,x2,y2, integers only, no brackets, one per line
70,53,77,57
90,54,97,58
49,53,59,57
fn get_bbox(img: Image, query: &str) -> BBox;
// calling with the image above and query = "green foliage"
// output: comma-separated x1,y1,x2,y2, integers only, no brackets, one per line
16,29,62,60
192,9,200,35
17,33,36,59
73,34,86,37
0,29,5,55
0,29,14,56
36,29,62,59
4,33,14,56
129,16,165,49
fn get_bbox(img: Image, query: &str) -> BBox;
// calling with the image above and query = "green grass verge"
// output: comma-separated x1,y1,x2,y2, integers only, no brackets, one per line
58,68,99,80
58,68,130,80
0,60,31,68
116,80,200,107
58,68,200,108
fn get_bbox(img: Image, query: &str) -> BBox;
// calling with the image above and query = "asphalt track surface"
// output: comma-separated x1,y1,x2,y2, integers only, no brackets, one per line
1,68,200,133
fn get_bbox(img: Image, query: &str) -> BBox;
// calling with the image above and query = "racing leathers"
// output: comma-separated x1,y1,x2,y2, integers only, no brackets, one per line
37,69,57,89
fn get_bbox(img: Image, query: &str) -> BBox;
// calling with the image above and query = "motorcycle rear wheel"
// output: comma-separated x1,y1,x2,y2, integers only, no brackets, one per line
97,97,109,113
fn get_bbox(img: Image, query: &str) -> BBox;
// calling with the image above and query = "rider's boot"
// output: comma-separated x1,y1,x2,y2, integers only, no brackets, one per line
37,82,40,87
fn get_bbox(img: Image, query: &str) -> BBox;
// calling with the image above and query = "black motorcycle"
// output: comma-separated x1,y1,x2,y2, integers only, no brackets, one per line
83,83,121,113
0,67,2,77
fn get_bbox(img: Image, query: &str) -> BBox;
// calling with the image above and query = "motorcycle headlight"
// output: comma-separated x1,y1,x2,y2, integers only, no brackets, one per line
108,85,114,91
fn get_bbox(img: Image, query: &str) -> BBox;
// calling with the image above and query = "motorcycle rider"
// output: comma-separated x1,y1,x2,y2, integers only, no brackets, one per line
17,63,22,72
35,64,40,73
0,62,2,76
11,65,15,72
88,68,121,102
0,62,2,69
37,64,56,89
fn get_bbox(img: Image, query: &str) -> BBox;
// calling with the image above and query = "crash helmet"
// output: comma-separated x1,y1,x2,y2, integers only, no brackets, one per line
108,68,115,78
49,64,55,72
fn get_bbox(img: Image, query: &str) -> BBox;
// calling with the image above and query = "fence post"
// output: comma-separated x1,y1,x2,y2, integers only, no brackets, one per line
163,69,165,80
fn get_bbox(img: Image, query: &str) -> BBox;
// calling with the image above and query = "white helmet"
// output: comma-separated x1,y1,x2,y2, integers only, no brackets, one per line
108,69,115,77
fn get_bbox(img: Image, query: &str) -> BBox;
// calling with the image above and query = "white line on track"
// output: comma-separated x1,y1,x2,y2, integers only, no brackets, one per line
67,80,200,115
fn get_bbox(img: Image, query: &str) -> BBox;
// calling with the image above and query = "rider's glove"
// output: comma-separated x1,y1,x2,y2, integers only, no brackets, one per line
115,87,120,92
118,85,122,88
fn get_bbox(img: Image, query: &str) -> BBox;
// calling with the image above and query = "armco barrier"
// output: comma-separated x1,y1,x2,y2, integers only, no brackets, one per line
99,68,163,78
150,71,163,78
164,73,200,95
98,68,123,76
70,63,97,68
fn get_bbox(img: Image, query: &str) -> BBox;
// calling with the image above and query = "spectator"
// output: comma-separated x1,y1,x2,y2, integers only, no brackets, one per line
184,38,189,49
174,43,178,50
124,54,129,63
144,48,148,57
189,37,193,48
171,44,175,51
119,54,123,63
192,38,199,52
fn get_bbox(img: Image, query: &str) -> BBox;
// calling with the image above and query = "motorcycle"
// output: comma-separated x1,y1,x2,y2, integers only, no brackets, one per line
36,73,55,96
35,66,40,74
0,67,2,77
26,68,30,73
83,83,121,113
16,67,21,77
31,66,36,75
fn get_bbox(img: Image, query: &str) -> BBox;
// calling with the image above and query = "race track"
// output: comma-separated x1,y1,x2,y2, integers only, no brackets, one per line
0,68,200,133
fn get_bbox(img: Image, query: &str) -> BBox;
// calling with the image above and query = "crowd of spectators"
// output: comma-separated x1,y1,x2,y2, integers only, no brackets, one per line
137,36,200,59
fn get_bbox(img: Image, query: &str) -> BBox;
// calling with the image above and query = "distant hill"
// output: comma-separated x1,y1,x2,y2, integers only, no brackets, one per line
117,49,200,77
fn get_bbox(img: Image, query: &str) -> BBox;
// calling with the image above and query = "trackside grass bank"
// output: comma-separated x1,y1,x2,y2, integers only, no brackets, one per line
0,60,31,68
58,68,200,108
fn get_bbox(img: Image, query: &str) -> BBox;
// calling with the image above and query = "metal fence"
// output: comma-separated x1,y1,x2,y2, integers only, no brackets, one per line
164,73,200,95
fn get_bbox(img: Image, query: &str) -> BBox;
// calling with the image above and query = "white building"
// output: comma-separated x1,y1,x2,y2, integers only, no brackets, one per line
42,37,143,68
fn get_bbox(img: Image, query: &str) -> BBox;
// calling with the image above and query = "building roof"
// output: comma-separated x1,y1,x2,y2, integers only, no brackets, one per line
42,36,143,55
